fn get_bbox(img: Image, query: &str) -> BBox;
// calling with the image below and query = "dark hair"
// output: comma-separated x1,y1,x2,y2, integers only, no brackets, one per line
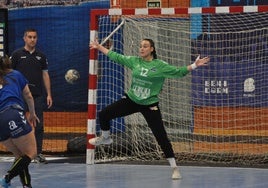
24,28,38,37
143,38,157,59
0,55,12,85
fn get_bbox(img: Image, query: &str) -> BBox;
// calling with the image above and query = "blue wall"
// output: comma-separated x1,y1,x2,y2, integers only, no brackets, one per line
8,1,109,111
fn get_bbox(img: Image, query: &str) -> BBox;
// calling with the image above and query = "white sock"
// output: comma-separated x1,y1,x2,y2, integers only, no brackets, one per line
101,130,110,138
167,157,177,168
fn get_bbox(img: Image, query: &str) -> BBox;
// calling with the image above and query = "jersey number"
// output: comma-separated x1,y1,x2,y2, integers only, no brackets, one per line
140,67,149,77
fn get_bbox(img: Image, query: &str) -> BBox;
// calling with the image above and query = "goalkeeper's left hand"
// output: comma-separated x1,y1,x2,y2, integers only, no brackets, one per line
190,55,210,70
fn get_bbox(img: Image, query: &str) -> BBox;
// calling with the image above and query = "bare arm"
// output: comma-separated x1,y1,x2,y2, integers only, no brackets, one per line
23,85,40,127
43,71,53,108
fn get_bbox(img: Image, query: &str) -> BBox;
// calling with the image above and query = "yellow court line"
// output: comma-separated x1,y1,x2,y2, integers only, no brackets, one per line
194,129,268,136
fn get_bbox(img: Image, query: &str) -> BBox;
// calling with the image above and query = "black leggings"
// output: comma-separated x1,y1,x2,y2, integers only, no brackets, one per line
99,96,175,158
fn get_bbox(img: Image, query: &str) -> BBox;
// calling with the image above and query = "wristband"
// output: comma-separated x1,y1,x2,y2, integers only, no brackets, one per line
190,63,197,70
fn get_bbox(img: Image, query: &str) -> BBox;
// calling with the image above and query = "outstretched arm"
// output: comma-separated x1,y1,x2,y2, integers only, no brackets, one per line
187,55,210,71
90,39,109,55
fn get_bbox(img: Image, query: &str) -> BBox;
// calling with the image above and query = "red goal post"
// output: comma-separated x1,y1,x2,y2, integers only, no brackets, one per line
87,5,268,164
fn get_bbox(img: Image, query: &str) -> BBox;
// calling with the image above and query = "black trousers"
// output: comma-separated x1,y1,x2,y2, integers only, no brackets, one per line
99,96,175,158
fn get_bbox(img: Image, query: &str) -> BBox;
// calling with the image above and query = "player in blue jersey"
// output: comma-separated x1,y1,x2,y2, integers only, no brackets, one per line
0,55,39,188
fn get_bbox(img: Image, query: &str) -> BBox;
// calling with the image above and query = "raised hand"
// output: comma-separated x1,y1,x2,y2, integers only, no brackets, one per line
194,55,210,67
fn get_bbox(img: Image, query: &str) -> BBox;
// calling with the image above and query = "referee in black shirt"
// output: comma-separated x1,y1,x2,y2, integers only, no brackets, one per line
11,28,53,164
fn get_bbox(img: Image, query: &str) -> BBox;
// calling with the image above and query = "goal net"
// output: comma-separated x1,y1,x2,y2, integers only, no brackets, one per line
88,6,268,165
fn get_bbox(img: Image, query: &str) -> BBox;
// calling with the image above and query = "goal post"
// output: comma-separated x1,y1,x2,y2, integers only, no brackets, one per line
87,6,268,165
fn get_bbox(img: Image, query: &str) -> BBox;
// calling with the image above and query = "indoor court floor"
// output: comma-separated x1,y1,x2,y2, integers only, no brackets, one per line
0,157,268,188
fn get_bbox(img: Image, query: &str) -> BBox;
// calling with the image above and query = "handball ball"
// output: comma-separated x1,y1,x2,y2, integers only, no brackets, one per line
65,69,80,84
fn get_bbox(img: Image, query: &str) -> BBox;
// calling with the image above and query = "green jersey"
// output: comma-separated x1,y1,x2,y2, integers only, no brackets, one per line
108,51,189,105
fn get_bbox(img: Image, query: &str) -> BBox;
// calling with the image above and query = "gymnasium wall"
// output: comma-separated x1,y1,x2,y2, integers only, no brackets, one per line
8,1,109,112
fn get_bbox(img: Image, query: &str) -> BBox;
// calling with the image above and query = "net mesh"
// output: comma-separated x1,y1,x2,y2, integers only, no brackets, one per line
93,11,268,165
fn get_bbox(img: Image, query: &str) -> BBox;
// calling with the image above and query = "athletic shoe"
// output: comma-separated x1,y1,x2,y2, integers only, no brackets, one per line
172,167,182,180
0,177,10,188
88,136,113,146
23,186,32,188
33,154,48,164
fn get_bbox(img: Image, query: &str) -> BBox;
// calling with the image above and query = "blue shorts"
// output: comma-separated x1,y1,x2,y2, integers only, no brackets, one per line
0,105,32,141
